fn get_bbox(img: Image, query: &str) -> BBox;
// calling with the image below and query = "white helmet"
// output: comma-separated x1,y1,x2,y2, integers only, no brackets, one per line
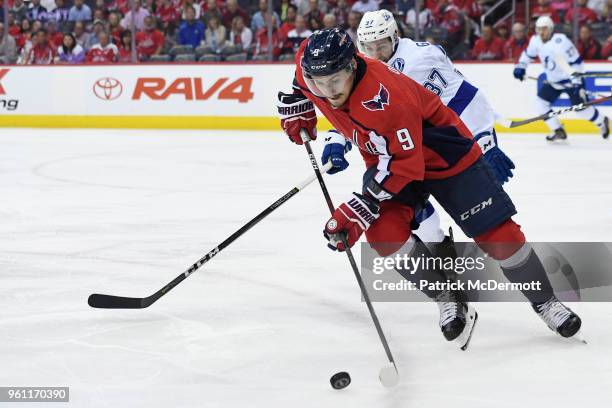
356,10,399,53
535,16,554,31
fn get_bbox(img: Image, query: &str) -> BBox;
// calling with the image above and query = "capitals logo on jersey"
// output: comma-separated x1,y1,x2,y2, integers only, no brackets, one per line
362,84,390,111
391,58,405,72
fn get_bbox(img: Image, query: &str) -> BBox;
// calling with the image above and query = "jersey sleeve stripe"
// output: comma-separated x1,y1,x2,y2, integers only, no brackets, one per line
447,80,479,116
569,56,583,66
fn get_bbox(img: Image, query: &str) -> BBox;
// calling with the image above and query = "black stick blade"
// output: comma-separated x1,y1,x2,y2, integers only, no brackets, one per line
88,294,147,309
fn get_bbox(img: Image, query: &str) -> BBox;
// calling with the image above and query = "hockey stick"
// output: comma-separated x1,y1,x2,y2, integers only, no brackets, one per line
553,54,612,78
87,161,333,309
571,72,612,78
526,75,610,98
300,130,400,388
497,94,612,129
528,74,612,82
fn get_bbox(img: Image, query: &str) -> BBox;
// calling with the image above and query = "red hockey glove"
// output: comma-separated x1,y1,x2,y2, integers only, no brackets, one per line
324,193,380,251
277,91,317,144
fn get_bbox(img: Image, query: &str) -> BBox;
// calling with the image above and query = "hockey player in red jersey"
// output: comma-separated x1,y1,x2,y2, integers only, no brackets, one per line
276,28,582,345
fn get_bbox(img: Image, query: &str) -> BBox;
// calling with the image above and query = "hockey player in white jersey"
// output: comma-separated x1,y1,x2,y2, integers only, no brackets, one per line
513,16,609,141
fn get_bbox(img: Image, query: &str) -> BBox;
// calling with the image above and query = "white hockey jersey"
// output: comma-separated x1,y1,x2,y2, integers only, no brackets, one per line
386,38,495,137
517,33,584,87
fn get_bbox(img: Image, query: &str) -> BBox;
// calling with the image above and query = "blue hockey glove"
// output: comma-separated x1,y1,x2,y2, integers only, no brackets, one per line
513,67,526,81
474,131,515,184
570,72,584,86
321,130,352,175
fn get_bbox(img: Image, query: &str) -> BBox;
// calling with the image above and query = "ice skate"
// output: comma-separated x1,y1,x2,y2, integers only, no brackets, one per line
532,296,583,340
599,116,609,139
436,291,478,350
546,127,568,141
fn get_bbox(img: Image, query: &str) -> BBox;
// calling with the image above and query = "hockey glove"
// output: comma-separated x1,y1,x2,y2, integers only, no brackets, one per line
321,130,352,175
570,72,584,87
277,91,317,144
513,67,526,81
474,131,515,184
324,193,380,251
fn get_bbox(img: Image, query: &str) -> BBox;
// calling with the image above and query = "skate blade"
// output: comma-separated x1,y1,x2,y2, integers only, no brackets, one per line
457,304,478,351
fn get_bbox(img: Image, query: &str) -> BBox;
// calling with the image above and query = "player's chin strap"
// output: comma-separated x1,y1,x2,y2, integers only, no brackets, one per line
299,129,400,388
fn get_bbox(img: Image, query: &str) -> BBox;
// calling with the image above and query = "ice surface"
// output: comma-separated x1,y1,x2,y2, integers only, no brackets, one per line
1,129,611,407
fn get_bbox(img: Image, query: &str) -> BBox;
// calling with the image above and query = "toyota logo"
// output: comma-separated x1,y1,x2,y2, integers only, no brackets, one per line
93,77,123,100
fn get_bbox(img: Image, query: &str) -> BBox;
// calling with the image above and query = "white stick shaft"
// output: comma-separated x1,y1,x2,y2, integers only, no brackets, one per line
296,161,333,190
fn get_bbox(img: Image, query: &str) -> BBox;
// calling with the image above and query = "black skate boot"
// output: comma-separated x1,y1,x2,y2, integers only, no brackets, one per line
546,127,568,141
532,296,582,338
599,116,609,139
432,228,459,281
436,290,478,350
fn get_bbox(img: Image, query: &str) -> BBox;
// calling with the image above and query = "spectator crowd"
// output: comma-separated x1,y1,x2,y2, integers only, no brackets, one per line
0,0,611,64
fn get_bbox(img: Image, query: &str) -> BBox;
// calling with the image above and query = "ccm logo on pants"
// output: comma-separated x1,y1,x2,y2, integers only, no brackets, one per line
460,197,493,221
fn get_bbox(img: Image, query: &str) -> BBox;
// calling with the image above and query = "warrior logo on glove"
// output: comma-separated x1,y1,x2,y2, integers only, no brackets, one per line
277,91,318,144
277,100,315,116
324,193,380,251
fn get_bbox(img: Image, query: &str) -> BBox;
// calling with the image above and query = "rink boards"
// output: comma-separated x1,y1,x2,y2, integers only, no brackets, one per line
0,62,610,133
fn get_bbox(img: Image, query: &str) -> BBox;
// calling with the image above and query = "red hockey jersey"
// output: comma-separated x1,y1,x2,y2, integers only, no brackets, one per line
293,47,481,197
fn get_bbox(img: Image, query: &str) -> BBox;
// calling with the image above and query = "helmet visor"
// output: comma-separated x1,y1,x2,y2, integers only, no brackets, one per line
302,64,353,99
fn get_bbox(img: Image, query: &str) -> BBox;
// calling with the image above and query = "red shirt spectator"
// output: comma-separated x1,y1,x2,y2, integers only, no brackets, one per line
531,0,560,23
136,16,165,59
504,22,529,61
86,33,119,62
14,19,31,50
504,36,529,61
472,25,505,60
8,22,21,38
602,35,612,59
118,46,132,62
576,25,602,59
452,0,481,21
109,0,131,14
222,0,250,29
253,25,282,59
200,0,225,11
110,28,123,46
117,30,133,62
26,31,56,64
155,0,181,27
46,21,63,48
564,0,599,25
50,32,63,48
281,14,311,54
433,0,465,37
107,12,123,44
278,4,297,40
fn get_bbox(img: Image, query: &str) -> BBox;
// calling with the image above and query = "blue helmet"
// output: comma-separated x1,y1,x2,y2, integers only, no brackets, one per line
301,28,356,77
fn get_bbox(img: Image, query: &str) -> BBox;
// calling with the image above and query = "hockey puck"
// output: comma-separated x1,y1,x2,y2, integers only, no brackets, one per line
330,371,351,390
